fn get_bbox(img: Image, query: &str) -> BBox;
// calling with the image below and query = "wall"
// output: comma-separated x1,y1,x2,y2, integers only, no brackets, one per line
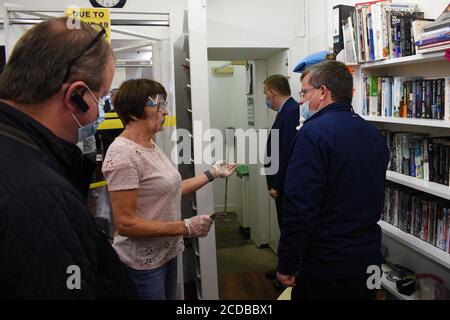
208,61,248,214
206,0,329,102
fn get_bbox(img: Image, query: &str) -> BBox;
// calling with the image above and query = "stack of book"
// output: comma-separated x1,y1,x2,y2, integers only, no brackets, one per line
416,4,450,54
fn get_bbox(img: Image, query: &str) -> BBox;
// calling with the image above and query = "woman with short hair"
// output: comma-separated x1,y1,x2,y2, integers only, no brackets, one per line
102,78,236,300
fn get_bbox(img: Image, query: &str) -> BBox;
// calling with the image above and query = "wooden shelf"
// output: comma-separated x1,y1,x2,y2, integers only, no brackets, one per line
386,171,450,200
361,115,450,128
360,50,447,70
378,221,450,270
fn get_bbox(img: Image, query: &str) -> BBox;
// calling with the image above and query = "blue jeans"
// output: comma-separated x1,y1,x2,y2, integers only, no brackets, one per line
126,258,177,300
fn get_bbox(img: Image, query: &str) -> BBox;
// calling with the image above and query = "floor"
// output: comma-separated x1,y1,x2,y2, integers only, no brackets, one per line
215,212,284,300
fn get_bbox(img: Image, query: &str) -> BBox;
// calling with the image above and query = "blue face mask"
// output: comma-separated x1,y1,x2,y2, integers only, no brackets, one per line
71,87,106,143
300,102,316,121
300,89,321,121
265,97,273,110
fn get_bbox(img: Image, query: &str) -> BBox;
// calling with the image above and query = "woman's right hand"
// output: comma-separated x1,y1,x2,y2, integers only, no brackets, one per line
184,215,213,238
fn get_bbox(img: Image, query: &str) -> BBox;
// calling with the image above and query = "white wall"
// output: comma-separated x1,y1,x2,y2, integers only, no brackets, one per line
206,0,329,102
325,0,450,49
208,61,248,214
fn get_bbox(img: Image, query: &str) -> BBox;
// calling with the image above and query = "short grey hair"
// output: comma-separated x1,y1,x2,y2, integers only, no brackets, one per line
301,60,353,103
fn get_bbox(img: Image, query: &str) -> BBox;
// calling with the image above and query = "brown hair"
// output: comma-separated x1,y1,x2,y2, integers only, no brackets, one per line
263,74,291,96
0,17,113,104
301,60,353,103
113,79,167,125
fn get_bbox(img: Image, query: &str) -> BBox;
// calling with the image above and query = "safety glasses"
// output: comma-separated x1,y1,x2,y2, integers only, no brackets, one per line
145,94,168,112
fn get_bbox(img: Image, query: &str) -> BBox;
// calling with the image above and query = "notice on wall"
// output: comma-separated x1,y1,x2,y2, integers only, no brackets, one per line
65,7,111,42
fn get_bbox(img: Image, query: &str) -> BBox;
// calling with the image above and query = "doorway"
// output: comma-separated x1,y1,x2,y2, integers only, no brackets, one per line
207,47,290,299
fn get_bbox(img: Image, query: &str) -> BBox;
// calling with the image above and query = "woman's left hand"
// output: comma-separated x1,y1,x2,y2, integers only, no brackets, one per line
211,161,238,178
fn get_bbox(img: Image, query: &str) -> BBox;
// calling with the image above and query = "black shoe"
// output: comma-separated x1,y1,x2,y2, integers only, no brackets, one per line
265,270,276,279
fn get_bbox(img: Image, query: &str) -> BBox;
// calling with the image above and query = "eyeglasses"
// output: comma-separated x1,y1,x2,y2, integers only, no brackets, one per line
62,27,107,85
299,87,318,99
145,95,168,112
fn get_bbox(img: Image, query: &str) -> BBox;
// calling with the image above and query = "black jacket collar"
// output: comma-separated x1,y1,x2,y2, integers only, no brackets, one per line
0,101,95,199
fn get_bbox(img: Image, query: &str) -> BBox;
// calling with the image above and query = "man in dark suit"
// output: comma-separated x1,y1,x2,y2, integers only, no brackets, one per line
263,74,300,285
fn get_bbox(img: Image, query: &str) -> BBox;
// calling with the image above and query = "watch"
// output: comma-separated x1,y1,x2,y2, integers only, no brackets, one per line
204,170,215,182
89,0,127,8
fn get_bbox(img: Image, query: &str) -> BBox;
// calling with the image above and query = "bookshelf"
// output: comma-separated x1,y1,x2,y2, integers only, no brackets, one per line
358,50,450,276
351,11,450,297
361,115,450,128
360,50,449,70
334,0,450,300
386,171,450,200
379,221,450,270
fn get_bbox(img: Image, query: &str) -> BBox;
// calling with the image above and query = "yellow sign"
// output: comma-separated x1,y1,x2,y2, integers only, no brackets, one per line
65,8,111,42
163,116,177,127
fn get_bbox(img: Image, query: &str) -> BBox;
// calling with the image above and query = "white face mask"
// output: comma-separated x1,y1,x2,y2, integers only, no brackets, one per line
71,86,106,143
300,89,322,121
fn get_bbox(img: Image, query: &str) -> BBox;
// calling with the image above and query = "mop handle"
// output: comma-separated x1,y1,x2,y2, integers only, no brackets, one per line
224,176,229,214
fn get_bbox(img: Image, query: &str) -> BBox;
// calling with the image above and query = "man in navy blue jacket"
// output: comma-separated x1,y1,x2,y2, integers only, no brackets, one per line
263,75,300,282
276,61,389,300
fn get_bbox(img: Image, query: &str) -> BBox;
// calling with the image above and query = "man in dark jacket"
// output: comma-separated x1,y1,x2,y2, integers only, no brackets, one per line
0,18,137,299
276,61,389,300
263,75,300,283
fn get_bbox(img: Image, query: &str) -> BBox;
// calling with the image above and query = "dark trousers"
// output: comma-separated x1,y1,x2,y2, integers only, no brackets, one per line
291,276,376,300
275,194,284,228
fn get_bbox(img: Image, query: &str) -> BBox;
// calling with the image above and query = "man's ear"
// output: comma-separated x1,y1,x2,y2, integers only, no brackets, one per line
320,85,327,100
64,81,88,113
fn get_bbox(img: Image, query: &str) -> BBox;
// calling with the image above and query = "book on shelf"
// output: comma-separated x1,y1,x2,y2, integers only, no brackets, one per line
351,1,429,61
417,40,450,50
381,131,450,187
416,43,450,53
383,182,450,253
333,4,356,56
416,34,450,47
343,16,358,65
362,77,448,121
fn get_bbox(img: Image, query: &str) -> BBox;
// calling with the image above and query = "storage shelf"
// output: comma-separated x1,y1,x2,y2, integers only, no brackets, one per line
386,171,450,200
378,221,450,270
361,115,450,128
381,264,416,300
360,51,447,70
